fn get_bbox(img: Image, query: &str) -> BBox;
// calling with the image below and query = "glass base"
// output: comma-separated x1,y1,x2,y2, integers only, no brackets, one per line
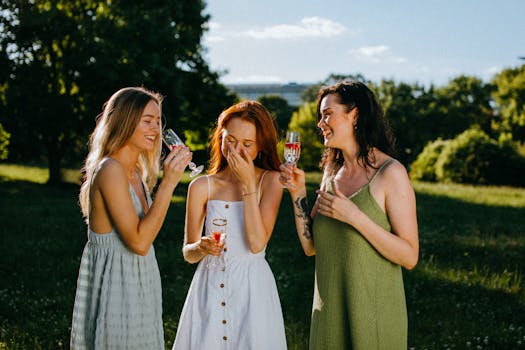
189,165,204,177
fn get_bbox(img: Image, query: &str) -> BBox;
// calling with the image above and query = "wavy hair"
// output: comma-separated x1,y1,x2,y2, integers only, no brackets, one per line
208,100,281,174
317,81,396,174
79,87,163,220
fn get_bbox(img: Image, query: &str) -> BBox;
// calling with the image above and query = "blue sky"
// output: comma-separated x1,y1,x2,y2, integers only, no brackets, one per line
202,0,525,87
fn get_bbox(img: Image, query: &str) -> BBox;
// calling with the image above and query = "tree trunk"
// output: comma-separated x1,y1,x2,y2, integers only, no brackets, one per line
47,138,63,185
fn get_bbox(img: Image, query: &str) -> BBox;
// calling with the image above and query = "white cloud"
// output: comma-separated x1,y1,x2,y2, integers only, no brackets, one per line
222,75,285,84
348,45,407,64
242,17,346,39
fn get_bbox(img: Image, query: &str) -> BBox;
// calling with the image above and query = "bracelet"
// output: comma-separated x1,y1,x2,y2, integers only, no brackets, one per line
242,191,257,197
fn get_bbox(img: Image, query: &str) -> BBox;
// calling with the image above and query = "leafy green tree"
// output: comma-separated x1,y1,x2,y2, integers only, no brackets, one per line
492,64,525,141
434,75,496,138
0,0,234,184
257,95,295,137
375,80,432,165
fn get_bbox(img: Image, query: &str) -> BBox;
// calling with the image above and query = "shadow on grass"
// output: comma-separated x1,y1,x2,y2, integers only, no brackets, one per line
405,268,525,349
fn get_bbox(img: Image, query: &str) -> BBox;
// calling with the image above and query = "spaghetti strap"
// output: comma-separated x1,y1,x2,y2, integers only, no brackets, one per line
370,158,394,184
206,175,211,201
257,171,268,203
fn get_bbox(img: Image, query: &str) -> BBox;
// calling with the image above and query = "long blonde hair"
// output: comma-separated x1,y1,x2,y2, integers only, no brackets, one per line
79,87,163,220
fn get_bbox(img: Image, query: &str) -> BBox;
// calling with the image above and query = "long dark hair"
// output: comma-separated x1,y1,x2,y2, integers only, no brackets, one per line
208,100,281,174
317,81,396,174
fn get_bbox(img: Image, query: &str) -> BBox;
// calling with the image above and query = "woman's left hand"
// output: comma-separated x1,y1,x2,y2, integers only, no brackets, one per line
316,185,360,225
226,144,256,187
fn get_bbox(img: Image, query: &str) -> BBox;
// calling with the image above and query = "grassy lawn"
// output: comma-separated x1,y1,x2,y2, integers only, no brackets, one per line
0,164,524,349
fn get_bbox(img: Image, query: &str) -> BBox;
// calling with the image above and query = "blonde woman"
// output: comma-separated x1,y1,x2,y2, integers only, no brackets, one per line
70,87,192,349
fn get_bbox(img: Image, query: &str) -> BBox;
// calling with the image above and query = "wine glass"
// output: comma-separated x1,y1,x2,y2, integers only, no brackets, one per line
163,128,204,177
283,131,300,188
284,131,301,166
207,218,227,270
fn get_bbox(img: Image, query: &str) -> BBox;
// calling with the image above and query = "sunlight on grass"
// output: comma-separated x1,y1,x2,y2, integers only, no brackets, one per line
420,258,523,295
0,164,81,184
414,181,525,208
0,164,49,183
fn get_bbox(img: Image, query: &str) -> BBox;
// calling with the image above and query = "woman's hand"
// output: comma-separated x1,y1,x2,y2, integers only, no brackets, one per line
198,236,226,257
162,145,192,185
279,162,306,195
226,144,256,191
316,185,360,225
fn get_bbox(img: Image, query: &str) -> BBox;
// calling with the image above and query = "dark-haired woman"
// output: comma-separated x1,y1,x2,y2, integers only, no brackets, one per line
172,100,287,349
280,81,419,349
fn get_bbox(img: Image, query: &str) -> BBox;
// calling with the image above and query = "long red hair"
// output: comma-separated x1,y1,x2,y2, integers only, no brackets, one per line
208,100,281,174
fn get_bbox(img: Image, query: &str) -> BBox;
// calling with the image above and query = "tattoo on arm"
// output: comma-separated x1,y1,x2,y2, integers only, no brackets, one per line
294,196,313,240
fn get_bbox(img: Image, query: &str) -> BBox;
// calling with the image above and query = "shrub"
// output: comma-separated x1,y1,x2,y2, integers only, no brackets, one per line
409,138,449,181
435,128,525,186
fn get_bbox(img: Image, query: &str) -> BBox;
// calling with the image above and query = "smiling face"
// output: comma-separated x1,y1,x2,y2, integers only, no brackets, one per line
221,117,259,160
128,99,161,152
317,93,357,149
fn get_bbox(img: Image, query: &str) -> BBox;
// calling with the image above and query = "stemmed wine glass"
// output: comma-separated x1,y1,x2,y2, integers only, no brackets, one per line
207,218,227,270
283,131,301,188
163,128,204,177
284,131,301,165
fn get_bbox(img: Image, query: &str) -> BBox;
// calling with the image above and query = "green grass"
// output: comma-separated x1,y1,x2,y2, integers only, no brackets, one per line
0,164,524,349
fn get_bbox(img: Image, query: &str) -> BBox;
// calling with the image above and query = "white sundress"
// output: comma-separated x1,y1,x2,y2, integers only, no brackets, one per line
172,173,287,350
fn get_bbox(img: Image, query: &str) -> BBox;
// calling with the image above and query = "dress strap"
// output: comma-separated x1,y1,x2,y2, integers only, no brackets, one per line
370,158,394,184
206,175,211,201
257,171,268,203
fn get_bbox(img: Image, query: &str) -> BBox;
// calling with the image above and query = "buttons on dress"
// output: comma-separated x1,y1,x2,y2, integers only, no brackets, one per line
223,336,228,341
222,320,227,324
220,283,224,288
225,204,229,209
221,301,226,306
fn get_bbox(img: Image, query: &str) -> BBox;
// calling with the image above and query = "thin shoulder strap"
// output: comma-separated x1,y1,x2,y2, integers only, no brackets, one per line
370,158,394,184
257,171,268,203
206,175,211,201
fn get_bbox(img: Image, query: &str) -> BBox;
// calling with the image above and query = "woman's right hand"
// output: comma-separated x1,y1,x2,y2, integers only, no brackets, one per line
279,162,306,195
162,145,192,185
198,236,225,257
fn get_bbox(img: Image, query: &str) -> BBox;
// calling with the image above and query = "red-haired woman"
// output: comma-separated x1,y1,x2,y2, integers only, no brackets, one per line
172,101,287,349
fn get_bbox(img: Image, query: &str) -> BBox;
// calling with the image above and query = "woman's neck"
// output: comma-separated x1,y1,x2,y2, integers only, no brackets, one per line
110,146,140,181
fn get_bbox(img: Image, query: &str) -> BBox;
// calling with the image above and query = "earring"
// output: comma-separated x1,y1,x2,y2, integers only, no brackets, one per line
354,123,358,130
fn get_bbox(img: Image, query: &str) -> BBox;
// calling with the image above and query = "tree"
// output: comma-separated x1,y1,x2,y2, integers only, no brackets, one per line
492,64,525,141
0,0,235,184
257,95,295,137
434,76,496,138
375,80,431,165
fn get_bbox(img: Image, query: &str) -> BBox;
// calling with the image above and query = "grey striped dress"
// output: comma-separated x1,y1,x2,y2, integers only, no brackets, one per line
70,184,164,349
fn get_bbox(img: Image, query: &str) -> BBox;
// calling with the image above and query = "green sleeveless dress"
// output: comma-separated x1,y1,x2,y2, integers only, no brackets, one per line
310,159,407,350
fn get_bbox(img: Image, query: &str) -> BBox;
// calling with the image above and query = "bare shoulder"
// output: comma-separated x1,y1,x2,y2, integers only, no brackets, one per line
189,174,208,189
379,158,413,192
262,170,281,185
93,157,126,187
187,174,209,199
